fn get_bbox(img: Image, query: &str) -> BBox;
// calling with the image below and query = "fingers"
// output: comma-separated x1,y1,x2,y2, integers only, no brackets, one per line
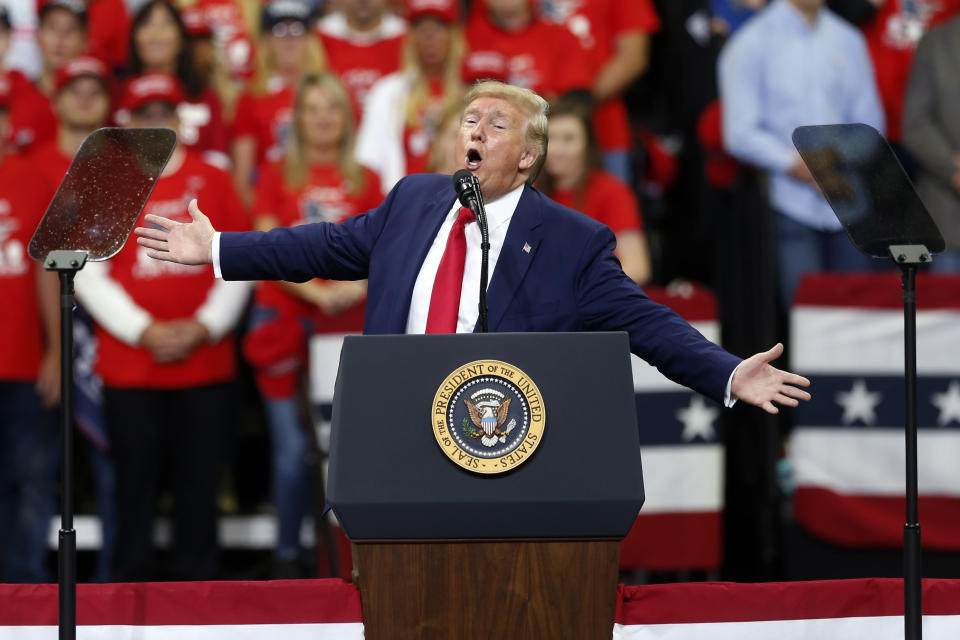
188,198,204,221
763,343,784,361
137,237,168,251
761,401,779,415
142,213,176,230
144,248,177,262
773,393,799,408
780,385,811,401
135,227,168,241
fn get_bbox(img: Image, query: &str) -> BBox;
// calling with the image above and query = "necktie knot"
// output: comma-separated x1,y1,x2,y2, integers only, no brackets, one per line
456,206,476,227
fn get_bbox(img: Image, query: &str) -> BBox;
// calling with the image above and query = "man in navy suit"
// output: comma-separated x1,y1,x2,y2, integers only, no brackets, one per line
136,80,810,412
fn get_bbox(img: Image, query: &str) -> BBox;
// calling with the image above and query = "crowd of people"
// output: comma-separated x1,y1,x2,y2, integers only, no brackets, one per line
1,0,958,583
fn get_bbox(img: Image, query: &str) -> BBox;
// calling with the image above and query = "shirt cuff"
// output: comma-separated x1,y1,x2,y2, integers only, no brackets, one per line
212,231,222,279
724,363,740,408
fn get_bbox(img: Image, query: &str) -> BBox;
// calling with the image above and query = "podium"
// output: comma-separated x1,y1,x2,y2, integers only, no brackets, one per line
327,332,644,639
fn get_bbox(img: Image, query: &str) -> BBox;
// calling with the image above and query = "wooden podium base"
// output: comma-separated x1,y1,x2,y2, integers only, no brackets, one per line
352,539,620,640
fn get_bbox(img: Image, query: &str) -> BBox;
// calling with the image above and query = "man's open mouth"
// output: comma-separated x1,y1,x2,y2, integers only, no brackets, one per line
466,149,482,170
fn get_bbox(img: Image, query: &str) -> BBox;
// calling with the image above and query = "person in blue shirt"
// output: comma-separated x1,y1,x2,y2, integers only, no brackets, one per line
718,0,885,307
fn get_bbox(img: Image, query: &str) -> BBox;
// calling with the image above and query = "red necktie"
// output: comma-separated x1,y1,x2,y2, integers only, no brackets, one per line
425,206,476,334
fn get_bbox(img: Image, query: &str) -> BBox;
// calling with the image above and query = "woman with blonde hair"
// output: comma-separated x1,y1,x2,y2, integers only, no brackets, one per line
243,72,382,577
231,0,325,206
354,0,464,189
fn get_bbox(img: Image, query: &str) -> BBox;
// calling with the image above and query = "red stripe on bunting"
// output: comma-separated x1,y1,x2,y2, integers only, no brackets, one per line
0,579,363,626
615,578,960,625
794,488,960,550
793,273,960,309
619,512,721,571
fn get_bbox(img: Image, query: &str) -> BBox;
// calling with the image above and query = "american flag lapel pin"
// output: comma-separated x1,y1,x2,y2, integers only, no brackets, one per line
522,242,532,254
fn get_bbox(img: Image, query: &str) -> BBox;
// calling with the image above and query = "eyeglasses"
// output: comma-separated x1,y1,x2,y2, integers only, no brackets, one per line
271,21,306,38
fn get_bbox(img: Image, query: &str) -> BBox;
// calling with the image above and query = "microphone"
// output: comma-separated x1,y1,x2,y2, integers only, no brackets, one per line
452,170,490,333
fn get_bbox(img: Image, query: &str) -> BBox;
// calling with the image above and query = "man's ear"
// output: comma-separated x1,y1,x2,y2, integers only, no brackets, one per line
519,150,536,171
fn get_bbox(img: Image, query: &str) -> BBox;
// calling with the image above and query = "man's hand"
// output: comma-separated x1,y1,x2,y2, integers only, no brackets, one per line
731,343,811,414
787,158,816,185
135,199,215,265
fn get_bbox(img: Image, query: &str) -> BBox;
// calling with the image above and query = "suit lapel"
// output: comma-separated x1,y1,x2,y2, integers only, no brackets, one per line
484,186,544,332
391,189,457,331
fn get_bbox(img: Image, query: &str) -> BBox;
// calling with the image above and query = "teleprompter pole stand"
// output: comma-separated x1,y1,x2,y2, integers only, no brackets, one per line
45,249,88,640
891,244,928,640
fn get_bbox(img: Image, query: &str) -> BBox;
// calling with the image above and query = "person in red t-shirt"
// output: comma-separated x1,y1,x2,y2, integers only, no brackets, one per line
315,0,406,121
462,0,591,100
245,72,380,577
13,0,88,152
232,0,325,206
191,0,258,84
538,0,660,184
181,6,238,129
75,72,251,582
355,0,465,190
0,6,45,153
119,1,227,166
32,55,121,584
539,96,651,284
0,75,60,583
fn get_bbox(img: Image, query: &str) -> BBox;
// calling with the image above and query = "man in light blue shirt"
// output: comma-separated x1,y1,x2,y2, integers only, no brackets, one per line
718,0,885,306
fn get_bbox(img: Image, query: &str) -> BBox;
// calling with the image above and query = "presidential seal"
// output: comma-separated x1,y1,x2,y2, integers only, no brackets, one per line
432,360,545,475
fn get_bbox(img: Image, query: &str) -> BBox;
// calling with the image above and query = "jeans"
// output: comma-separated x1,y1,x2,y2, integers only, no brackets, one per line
775,211,875,308
264,397,310,561
0,382,57,582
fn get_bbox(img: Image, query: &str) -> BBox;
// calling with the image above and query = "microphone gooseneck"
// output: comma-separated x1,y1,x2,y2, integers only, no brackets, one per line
452,170,490,333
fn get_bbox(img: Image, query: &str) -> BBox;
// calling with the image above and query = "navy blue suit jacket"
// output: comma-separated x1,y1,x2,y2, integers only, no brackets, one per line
221,174,741,403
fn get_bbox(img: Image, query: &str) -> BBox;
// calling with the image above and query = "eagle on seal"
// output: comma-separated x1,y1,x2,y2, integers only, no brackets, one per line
465,398,512,447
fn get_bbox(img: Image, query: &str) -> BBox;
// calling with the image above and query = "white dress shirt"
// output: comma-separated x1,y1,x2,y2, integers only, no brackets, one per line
405,183,524,334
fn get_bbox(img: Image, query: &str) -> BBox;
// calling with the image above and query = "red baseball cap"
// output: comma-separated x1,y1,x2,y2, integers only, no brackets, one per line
407,0,458,23
54,56,109,93
181,6,213,38
37,0,87,25
123,72,184,112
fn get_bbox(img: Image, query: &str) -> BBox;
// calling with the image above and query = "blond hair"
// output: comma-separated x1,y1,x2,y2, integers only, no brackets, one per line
463,80,550,183
401,26,465,130
251,28,326,97
283,72,366,194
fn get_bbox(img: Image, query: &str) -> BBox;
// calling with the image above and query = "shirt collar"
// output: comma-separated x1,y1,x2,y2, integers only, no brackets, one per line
771,0,822,34
482,182,525,232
